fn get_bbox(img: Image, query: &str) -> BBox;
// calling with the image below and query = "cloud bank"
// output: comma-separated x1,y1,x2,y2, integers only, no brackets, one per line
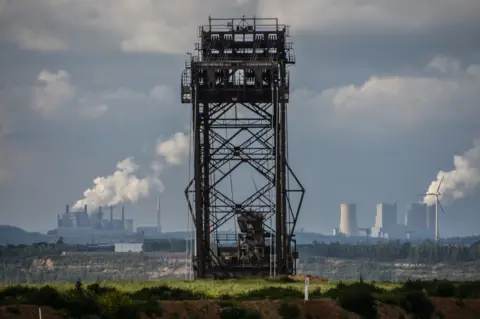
1,0,479,54
293,56,480,135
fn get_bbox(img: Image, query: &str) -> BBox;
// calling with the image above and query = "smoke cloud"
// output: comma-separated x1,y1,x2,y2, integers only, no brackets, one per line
156,132,190,165
73,131,189,210
424,139,480,206
72,158,151,210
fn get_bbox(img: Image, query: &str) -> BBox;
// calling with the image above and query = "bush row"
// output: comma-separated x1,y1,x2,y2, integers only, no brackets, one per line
0,284,162,319
1,279,480,318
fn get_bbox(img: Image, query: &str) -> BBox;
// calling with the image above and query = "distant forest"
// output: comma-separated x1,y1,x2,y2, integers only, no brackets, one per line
301,240,480,263
2,239,480,263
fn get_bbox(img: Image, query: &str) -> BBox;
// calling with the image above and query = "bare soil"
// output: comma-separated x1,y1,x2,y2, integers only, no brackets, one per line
3,298,480,319
0,305,65,319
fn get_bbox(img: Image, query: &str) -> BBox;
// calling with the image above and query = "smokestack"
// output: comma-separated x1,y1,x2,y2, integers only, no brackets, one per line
66,204,70,214
84,204,88,214
121,206,125,230
110,206,114,228
157,197,161,233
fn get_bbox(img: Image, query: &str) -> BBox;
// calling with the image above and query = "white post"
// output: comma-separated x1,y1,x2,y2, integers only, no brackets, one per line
304,277,310,302
39,307,42,319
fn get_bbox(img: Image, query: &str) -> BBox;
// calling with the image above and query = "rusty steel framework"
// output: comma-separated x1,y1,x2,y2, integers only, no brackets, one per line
181,17,305,278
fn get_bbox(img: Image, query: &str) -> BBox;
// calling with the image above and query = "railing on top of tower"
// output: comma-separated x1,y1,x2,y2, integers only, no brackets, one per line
190,16,295,65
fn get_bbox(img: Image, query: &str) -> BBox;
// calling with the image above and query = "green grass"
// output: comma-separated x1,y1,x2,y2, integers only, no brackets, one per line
0,279,400,299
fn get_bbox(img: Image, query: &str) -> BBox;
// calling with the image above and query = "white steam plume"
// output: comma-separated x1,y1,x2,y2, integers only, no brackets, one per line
156,132,190,165
73,131,189,210
72,158,151,210
423,139,480,206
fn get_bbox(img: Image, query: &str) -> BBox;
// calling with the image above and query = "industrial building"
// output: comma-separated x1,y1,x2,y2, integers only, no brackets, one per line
332,201,438,241
114,242,143,253
339,204,359,237
57,204,128,232
50,204,138,244
405,203,435,239
371,203,404,239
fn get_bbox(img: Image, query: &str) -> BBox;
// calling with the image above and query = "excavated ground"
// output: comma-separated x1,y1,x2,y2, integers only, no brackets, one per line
1,298,480,319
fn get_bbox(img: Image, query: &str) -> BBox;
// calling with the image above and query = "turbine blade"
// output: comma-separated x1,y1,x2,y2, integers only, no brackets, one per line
436,174,445,193
438,200,446,214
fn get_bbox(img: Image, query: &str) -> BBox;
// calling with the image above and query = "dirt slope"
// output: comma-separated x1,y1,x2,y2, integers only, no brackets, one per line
2,298,480,319
0,305,65,319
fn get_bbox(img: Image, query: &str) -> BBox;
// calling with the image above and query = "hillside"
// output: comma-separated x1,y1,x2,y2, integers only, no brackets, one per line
0,225,51,245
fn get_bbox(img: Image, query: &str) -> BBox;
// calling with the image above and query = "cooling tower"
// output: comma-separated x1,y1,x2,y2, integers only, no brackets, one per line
339,204,359,236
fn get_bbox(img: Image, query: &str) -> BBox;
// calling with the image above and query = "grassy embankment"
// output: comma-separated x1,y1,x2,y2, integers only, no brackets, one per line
1,277,480,318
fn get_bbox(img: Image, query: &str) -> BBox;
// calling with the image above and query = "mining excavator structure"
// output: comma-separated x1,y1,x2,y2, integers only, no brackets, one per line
181,16,305,279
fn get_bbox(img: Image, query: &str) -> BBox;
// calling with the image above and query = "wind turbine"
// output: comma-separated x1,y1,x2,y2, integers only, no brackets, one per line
424,174,446,242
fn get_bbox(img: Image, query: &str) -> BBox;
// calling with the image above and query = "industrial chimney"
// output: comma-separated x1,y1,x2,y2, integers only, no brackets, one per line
84,204,88,214
66,204,70,214
110,206,114,228
339,203,359,236
157,197,162,233
121,206,125,230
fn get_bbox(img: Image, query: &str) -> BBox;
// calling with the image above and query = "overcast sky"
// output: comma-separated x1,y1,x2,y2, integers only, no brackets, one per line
1,0,480,237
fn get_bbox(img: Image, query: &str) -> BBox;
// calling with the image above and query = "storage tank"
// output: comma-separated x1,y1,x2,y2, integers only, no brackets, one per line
339,204,359,236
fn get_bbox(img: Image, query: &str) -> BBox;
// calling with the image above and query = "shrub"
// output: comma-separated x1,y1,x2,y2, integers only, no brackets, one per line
34,286,66,308
130,285,204,300
398,291,434,319
435,281,456,297
97,290,138,319
400,279,425,292
87,283,116,295
277,300,300,319
0,285,36,304
238,287,303,300
323,282,383,318
336,286,377,319
456,281,480,299
62,289,100,318
137,298,163,318
324,281,384,299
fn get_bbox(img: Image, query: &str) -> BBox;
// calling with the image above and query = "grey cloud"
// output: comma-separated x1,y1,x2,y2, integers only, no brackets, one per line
258,0,480,34
1,1,479,54
290,56,480,137
0,0,256,54
31,69,76,116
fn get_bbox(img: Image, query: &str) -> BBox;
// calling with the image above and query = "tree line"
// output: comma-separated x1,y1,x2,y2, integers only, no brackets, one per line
2,238,480,263
300,240,480,263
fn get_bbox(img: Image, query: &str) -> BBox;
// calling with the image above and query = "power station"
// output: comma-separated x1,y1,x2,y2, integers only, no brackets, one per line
335,202,438,240
181,17,305,278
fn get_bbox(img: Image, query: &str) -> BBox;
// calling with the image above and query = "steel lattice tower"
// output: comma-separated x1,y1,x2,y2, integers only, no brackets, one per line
181,17,305,279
